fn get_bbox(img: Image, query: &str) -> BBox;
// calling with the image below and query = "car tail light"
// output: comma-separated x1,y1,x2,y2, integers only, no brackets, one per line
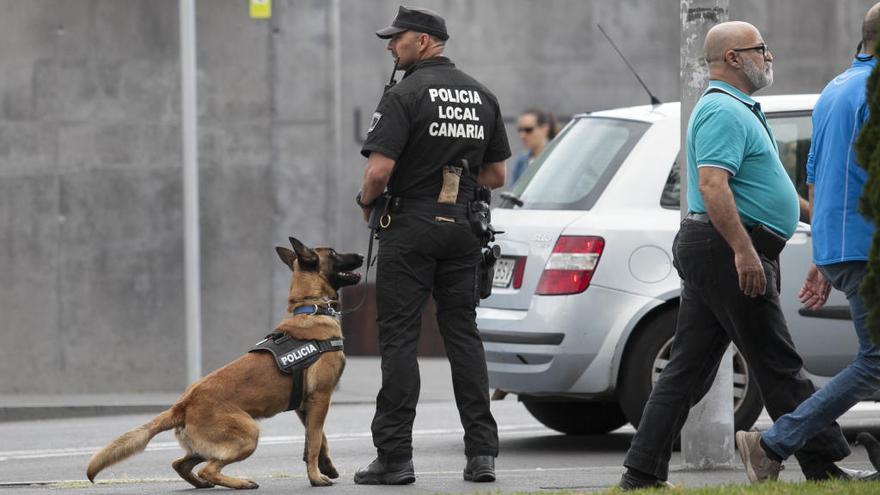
535,236,605,295
512,257,526,289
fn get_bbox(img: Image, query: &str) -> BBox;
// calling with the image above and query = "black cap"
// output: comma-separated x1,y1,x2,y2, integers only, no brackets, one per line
376,6,449,41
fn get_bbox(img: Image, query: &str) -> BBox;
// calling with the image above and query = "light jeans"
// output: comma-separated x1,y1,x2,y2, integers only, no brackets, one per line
762,261,880,459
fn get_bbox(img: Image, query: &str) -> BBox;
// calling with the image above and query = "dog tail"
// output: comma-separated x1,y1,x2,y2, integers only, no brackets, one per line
86,408,181,482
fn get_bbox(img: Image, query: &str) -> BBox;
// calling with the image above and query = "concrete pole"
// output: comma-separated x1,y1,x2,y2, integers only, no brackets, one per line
679,0,734,469
331,0,343,247
179,0,202,384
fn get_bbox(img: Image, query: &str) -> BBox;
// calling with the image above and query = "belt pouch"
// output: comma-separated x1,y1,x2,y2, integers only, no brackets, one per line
438,166,463,204
749,224,787,258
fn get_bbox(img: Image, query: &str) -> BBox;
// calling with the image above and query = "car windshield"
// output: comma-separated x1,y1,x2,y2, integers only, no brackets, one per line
506,116,649,210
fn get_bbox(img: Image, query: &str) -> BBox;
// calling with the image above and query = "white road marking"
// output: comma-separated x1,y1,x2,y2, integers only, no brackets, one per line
0,424,550,462
1,465,631,488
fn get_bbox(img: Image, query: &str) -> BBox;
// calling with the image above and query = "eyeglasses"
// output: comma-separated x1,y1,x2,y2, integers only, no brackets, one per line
733,43,770,57
517,127,535,134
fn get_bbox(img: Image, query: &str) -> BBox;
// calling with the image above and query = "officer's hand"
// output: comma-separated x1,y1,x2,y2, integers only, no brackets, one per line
734,246,766,297
361,206,373,223
798,264,831,310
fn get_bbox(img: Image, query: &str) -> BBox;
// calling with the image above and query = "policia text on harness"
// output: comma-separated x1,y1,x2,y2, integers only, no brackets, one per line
249,306,343,411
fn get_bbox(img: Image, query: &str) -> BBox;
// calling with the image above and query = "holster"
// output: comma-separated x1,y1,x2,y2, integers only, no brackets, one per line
478,245,502,300
749,224,787,259
468,185,502,300
468,186,494,245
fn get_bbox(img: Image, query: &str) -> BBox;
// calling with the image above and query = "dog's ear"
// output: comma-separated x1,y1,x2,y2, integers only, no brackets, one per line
275,246,298,271
288,236,319,268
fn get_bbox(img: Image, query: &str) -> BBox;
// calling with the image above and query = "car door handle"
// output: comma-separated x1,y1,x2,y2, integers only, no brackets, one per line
794,222,812,237
789,222,811,243
798,305,851,320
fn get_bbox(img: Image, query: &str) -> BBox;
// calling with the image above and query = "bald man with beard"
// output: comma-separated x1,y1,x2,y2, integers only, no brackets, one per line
618,21,853,490
737,3,880,484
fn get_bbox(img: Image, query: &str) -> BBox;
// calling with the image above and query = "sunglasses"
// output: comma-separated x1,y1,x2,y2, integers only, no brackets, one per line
733,43,770,57
517,127,535,134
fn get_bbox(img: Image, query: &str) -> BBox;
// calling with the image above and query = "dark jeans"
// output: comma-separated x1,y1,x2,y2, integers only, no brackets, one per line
372,212,498,462
623,219,850,480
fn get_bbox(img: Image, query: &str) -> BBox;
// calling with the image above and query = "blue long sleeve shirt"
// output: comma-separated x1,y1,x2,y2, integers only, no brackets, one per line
807,56,877,265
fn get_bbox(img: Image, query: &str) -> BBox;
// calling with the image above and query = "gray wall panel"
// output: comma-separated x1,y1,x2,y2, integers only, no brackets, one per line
200,163,275,372
53,168,185,392
731,0,879,95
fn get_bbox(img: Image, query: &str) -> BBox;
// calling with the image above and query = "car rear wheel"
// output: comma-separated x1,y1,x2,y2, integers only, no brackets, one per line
521,398,628,435
617,309,763,432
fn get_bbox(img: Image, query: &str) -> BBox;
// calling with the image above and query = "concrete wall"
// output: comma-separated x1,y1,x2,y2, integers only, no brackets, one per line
0,0,875,393
731,0,878,94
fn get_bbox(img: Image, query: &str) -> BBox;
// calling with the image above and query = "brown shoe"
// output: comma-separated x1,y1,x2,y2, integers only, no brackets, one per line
736,431,783,483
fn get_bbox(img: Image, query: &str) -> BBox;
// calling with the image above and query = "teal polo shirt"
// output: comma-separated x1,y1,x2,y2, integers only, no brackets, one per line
686,80,800,239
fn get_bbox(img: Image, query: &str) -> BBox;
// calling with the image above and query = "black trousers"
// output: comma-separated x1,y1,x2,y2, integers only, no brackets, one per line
623,219,850,480
372,212,498,462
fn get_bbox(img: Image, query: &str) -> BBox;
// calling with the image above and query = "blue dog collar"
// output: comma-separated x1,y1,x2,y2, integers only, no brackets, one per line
292,304,340,317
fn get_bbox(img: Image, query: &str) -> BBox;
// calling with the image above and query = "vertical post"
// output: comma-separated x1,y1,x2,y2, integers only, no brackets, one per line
331,0,343,247
679,0,734,469
179,0,202,384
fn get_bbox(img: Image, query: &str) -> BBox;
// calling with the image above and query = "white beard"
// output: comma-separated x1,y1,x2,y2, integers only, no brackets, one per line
744,58,773,90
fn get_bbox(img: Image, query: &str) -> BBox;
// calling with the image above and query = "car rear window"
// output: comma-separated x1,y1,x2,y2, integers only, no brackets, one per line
506,117,649,210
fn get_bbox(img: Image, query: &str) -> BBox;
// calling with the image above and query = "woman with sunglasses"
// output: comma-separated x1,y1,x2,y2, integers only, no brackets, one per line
510,108,559,184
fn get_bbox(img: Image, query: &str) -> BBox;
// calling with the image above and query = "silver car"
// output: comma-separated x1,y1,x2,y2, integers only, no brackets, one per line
478,95,871,435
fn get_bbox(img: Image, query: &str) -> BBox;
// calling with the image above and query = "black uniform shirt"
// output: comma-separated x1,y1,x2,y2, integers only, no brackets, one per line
361,57,511,202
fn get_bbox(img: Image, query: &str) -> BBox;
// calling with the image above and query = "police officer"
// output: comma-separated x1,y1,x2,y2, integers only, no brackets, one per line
354,6,510,486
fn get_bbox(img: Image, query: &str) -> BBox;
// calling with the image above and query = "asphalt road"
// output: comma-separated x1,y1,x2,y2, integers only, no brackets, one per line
3,400,880,494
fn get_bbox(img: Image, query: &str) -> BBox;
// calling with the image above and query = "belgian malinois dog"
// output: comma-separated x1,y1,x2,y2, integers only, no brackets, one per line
86,237,363,488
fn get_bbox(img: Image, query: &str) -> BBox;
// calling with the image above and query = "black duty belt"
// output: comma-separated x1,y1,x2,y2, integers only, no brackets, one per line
391,197,469,220
249,332,344,411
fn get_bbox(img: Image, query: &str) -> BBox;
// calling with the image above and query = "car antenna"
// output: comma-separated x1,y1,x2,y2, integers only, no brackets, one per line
597,24,662,107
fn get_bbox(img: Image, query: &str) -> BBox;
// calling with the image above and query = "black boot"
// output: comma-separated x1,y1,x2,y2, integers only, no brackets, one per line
353,457,415,485
463,456,496,482
618,469,673,491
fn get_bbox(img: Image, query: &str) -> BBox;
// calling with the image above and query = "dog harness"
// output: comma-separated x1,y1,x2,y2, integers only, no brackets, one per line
249,327,344,411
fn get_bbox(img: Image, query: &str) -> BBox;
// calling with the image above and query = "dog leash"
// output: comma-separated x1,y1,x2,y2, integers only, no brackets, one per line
337,229,378,316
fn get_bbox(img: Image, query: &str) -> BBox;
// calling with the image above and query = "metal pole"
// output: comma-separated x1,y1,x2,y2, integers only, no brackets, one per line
331,0,343,247
679,0,734,469
179,0,202,384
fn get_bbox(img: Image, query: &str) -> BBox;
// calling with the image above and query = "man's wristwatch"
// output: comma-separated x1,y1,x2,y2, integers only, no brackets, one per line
356,191,372,209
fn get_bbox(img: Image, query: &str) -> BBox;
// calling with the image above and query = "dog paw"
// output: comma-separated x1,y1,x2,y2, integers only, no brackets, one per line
240,480,260,490
309,474,333,487
319,459,339,479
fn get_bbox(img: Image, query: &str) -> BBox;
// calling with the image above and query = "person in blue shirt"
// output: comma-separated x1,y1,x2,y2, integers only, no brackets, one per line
737,2,880,483
509,109,558,184
620,21,853,490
